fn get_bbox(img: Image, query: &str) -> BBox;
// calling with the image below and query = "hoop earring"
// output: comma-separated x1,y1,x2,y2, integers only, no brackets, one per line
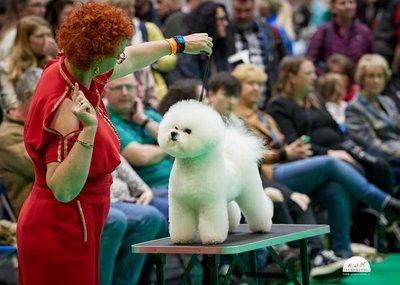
94,66,100,75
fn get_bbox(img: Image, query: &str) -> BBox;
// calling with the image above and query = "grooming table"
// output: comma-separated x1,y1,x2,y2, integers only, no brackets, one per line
132,224,330,285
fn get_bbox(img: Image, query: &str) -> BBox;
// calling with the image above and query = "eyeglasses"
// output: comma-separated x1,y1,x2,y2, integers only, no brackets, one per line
108,84,136,92
117,51,126,65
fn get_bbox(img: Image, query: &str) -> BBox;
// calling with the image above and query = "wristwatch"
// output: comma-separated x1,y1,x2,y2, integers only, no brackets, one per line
174,35,185,53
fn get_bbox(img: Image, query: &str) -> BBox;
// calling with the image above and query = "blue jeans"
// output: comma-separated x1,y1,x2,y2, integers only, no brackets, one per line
99,201,168,285
150,196,169,220
273,156,391,255
273,156,390,211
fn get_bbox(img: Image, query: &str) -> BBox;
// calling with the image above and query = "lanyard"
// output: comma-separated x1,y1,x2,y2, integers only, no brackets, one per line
256,111,281,148
199,52,211,102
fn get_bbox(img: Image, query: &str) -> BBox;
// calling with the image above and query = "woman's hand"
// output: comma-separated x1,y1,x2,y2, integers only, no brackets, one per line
183,33,213,56
290,192,310,211
71,83,98,129
136,190,153,205
327,149,356,165
285,138,313,160
131,98,147,125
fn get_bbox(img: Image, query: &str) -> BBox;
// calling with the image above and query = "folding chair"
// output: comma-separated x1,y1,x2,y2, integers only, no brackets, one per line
0,182,17,268
0,182,17,223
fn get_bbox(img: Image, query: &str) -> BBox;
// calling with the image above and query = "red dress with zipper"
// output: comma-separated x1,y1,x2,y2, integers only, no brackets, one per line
17,55,121,285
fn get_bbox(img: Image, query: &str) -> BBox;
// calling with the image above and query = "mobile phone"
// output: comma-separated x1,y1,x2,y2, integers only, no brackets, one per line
301,135,310,144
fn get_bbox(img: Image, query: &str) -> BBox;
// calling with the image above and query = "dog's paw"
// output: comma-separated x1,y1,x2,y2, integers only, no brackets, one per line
251,229,268,234
171,238,195,245
200,236,227,244
202,239,224,245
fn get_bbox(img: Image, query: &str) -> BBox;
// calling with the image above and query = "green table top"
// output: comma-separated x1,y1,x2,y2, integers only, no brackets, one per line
132,224,330,255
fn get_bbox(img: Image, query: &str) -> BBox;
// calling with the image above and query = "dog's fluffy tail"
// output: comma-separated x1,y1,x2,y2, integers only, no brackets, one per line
224,123,268,163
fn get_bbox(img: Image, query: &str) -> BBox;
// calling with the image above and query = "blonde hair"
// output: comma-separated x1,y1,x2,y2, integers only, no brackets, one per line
256,0,295,40
232,64,268,83
276,1,295,40
355,54,391,85
7,16,52,87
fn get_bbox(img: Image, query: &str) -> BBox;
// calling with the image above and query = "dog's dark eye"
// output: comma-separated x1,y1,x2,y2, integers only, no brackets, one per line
184,128,192,134
174,126,178,130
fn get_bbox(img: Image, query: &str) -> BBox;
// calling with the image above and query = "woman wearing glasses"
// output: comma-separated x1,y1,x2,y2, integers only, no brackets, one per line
17,2,212,285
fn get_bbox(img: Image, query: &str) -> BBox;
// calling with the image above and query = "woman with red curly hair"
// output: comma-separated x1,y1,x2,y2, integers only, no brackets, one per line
16,2,212,284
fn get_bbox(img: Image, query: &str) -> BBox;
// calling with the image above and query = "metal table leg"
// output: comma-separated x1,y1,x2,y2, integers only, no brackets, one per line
249,250,259,285
154,254,166,285
203,254,220,285
299,239,310,285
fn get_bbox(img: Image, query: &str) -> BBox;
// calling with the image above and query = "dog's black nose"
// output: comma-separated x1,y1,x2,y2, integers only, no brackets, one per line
170,131,178,140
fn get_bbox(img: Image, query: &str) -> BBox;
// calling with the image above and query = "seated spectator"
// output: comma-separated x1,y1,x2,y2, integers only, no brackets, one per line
134,0,161,28
346,54,400,183
207,71,346,280
105,0,177,107
233,63,400,259
325,53,360,102
316,72,348,132
100,155,168,285
45,0,75,34
170,1,232,81
269,56,395,195
0,15,57,111
104,74,172,198
0,67,41,215
207,71,241,120
0,0,47,61
230,0,288,108
306,0,372,73
385,67,400,113
154,0,183,37
255,0,295,54
157,78,202,115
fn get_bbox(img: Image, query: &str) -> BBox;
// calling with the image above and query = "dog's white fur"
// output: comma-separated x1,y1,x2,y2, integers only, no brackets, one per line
158,100,273,244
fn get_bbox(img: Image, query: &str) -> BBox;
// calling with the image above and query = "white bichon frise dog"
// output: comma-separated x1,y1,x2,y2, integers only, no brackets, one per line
158,100,273,244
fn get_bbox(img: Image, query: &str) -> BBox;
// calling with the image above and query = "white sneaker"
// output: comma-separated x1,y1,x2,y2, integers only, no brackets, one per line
310,250,345,280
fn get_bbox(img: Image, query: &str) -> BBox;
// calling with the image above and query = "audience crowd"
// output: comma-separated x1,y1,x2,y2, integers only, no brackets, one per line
2,0,400,284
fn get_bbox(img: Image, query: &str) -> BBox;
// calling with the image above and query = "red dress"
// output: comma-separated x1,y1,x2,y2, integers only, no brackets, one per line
17,55,121,285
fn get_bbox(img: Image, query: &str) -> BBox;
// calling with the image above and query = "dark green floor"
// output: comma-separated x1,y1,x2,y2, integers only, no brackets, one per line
160,253,400,284
309,253,400,285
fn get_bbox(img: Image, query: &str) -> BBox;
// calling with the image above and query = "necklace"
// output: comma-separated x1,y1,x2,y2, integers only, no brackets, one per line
58,58,101,110
58,57,119,141
98,107,121,142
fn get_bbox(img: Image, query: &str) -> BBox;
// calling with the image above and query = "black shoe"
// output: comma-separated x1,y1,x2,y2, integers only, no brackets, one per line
310,250,346,281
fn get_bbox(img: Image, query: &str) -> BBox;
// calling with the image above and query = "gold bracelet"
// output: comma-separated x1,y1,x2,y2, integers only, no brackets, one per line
75,139,94,149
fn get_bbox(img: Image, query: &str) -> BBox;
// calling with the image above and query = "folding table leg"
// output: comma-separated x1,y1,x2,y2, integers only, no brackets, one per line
299,238,310,285
154,254,166,285
249,250,259,285
203,254,220,285
267,247,300,285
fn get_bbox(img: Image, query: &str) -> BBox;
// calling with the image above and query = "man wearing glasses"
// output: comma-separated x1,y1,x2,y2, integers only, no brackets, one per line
103,74,172,200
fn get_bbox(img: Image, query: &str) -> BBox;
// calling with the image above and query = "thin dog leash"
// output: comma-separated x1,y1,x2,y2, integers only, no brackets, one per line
198,51,211,102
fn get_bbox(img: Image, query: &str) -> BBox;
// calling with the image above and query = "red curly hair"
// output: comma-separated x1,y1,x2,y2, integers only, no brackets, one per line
57,2,134,71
